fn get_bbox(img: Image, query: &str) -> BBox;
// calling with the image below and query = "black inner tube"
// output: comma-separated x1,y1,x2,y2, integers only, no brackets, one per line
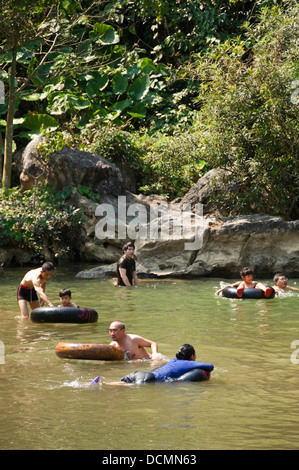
30,307,98,323
222,286,275,299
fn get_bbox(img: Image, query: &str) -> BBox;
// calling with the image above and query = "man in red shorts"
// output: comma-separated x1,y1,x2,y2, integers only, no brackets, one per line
17,262,55,318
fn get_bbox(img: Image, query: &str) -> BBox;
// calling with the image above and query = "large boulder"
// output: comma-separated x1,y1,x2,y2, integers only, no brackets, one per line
76,214,299,279
20,134,47,190
180,168,233,215
47,147,123,197
0,248,32,266
19,141,124,197
184,215,299,278
17,144,299,278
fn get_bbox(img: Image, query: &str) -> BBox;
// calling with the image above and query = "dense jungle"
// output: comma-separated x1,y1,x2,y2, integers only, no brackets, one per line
0,0,298,261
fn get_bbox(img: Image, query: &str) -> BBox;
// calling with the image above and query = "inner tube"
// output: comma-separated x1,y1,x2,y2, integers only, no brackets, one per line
121,368,210,384
175,368,210,382
55,342,124,361
222,286,275,299
30,307,98,323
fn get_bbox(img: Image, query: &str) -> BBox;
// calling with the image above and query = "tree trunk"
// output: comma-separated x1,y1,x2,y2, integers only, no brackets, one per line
2,44,17,190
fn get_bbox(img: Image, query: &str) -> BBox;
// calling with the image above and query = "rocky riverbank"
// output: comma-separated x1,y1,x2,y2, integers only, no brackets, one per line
2,141,298,279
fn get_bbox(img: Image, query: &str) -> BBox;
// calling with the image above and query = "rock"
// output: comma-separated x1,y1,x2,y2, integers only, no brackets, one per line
76,214,299,279
180,168,232,215
76,262,118,279
16,145,299,277
19,143,124,197
47,147,123,197
80,242,120,263
185,215,299,278
0,248,32,266
76,190,171,263
20,134,47,190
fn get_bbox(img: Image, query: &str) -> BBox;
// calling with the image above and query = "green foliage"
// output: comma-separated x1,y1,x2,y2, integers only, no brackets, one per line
133,131,206,198
80,123,144,167
78,123,206,198
1,0,298,226
185,1,299,219
0,185,84,260
117,0,240,61
0,0,273,142
77,185,100,203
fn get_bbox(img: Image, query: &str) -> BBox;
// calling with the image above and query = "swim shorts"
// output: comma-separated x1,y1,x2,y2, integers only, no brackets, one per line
17,284,38,303
121,371,156,384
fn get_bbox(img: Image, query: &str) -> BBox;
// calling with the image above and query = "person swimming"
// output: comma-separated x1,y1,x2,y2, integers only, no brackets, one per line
272,273,299,294
216,267,272,298
120,344,214,384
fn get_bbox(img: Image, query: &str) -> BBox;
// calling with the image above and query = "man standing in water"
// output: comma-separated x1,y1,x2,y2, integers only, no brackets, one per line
17,262,55,318
109,321,159,360
117,242,139,287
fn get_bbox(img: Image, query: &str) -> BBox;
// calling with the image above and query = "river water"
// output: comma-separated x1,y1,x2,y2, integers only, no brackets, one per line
1,266,299,450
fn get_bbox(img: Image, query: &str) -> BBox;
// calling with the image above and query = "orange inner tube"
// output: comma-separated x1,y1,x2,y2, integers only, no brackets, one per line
55,342,124,361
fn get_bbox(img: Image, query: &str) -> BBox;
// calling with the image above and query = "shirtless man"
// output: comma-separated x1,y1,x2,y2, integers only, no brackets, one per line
17,262,55,318
273,273,299,295
109,321,158,360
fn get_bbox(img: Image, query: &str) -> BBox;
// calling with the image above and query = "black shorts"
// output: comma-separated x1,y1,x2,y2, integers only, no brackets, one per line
121,371,156,384
17,285,38,303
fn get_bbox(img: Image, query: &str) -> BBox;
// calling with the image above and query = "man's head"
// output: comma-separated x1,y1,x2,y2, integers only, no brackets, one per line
41,261,54,280
122,242,135,258
109,321,126,341
273,273,288,289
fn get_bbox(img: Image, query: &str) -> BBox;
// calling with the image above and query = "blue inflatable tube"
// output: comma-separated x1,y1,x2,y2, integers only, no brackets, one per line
222,286,275,299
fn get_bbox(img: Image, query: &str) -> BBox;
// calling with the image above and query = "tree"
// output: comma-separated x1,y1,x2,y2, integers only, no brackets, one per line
0,0,122,189
186,1,299,219
0,0,53,188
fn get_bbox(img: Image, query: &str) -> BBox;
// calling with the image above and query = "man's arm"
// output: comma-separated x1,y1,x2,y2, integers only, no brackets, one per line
33,279,54,307
132,271,139,286
133,335,158,356
119,268,132,286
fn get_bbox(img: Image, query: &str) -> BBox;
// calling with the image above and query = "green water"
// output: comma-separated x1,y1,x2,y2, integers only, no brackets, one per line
1,266,299,450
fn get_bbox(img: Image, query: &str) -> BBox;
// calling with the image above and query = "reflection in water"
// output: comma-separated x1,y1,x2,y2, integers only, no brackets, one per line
0,268,299,450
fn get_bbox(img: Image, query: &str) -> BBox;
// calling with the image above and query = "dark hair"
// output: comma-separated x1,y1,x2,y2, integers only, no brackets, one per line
122,242,135,252
273,273,287,283
42,262,54,272
59,289,71,298
176,344,195,360
240,267,253,277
